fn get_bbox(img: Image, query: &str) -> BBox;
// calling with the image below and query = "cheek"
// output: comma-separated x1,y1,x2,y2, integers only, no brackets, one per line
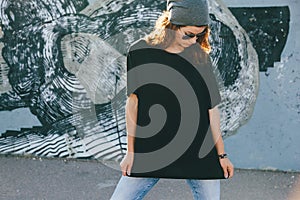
174,30,184,41
175,34,187,45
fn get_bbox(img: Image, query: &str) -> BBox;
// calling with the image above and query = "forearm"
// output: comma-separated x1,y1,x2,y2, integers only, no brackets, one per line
125,94,138,153
208,107,225,155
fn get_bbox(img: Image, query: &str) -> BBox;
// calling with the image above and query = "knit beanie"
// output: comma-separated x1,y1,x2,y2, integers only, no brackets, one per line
167,0,210,26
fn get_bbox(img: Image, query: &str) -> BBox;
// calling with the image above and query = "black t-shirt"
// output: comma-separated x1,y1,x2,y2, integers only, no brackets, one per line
126,39,224,179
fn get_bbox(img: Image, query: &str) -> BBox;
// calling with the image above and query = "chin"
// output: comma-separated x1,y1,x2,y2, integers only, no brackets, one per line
184,44,193,49
181,43,190,48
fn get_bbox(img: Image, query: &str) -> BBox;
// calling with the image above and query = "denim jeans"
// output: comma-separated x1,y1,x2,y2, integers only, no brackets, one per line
110,175,220,200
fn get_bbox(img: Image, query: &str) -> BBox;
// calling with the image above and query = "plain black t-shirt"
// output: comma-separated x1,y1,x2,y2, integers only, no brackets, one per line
126,39,224,179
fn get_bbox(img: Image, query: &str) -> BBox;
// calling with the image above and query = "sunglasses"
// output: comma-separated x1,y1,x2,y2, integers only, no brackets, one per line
180,27,208,40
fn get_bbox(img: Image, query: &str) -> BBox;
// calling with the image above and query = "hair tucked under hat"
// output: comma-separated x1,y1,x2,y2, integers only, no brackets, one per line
167,0,210,26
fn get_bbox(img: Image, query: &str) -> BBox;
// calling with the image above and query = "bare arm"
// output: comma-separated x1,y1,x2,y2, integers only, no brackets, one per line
208,107,225,155
209,106,234,178
120,93,138,176
125,93,138,153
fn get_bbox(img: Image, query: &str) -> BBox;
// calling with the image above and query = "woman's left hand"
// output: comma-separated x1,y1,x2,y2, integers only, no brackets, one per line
219,158,234,179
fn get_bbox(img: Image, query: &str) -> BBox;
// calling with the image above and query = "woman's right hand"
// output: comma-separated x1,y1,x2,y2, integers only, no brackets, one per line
120,152,134,176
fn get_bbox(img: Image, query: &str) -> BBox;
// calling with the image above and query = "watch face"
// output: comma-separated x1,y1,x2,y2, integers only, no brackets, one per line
219,154,227,159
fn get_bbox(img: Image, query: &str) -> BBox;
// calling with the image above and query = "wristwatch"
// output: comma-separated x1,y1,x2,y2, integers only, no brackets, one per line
218,153,228,159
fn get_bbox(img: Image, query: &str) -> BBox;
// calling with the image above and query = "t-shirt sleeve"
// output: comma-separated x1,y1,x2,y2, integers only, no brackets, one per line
205,55,222,109
126,50,139,98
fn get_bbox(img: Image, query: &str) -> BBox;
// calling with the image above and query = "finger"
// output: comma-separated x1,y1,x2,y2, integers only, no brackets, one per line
122,169,126,176
228,166,234,178
121,165,128,176
122,169,128,176
127,165,132,176
222,166,228,179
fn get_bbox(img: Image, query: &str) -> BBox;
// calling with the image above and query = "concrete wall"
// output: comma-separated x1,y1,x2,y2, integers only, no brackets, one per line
0,0,298,171
223,0,300,171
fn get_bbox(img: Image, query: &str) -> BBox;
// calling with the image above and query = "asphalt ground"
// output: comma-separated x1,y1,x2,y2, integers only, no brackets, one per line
0,155,299,200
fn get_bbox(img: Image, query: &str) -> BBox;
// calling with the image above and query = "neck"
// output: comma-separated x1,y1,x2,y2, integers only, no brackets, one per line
164,42,184,54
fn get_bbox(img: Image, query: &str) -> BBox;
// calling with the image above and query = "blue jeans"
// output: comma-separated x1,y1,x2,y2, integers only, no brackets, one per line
110,175,220,200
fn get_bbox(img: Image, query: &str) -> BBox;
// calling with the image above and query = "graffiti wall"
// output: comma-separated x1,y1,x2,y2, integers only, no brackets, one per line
0,0,296,171
223,0,299,171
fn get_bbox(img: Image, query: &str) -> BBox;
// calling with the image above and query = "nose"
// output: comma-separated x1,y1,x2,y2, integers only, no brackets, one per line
191,36,198,44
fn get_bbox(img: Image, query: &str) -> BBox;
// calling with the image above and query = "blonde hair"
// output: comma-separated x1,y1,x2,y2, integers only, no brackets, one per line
145,11,211,54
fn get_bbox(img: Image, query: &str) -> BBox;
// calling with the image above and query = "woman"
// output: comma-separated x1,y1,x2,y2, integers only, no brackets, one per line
111,0,234,199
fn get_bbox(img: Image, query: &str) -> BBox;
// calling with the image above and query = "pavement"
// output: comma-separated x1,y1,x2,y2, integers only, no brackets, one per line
0,155,299,200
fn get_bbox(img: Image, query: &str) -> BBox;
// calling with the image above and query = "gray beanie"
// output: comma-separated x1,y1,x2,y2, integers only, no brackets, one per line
167,0,209,26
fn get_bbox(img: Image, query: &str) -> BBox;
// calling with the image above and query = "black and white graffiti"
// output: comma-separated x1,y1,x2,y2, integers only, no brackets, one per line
0,0,289,163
